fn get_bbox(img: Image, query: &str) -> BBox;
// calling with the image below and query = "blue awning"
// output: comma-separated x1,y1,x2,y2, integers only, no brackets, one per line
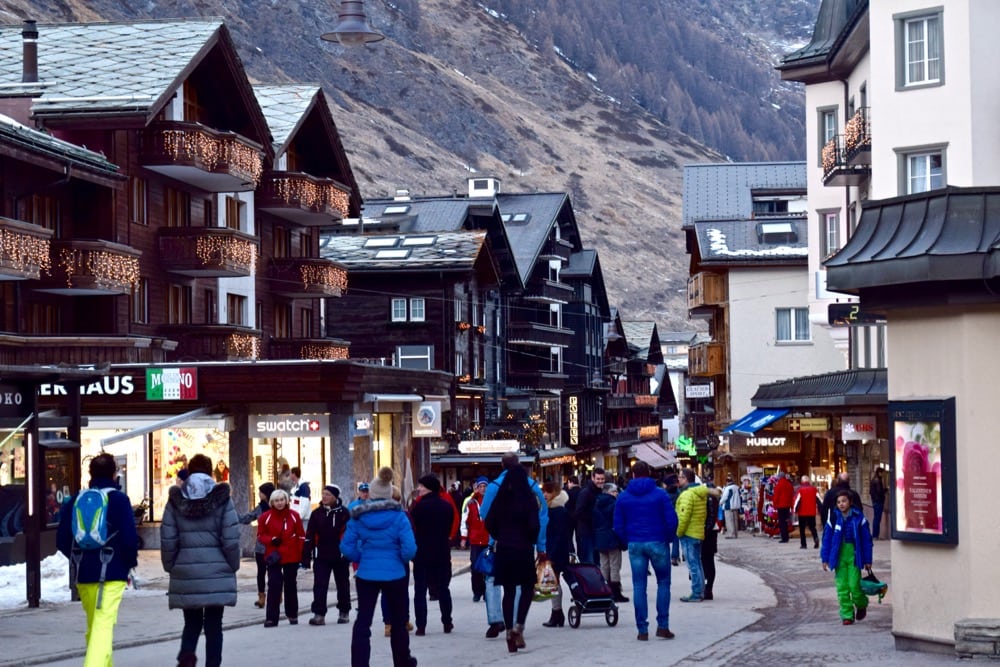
721,408,789,436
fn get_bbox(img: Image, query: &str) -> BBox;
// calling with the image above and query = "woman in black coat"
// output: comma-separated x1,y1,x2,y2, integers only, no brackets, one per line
541,481,570,628
485,464,540,653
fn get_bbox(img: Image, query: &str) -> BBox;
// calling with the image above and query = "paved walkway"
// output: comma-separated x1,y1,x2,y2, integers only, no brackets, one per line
0,537,962,666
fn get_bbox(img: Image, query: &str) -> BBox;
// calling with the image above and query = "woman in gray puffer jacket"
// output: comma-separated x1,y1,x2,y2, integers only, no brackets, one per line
161,454,240,667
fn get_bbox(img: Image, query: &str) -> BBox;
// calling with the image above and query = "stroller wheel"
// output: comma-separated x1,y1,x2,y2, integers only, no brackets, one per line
567,606,581,628
605,607,618,626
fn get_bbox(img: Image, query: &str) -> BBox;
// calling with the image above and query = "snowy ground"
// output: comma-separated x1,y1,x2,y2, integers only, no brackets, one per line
0,551,166,610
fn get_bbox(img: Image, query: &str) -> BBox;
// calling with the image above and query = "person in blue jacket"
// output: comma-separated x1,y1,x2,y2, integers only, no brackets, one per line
820,489,873,625
340,470,418,667
57,452,139,667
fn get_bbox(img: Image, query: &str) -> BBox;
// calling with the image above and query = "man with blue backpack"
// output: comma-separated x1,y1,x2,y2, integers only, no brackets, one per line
57,452,139,667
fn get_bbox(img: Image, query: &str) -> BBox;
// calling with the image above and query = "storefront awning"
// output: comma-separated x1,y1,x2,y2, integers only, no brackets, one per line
721,408,789,436
632,441,678,469
363,393,423,403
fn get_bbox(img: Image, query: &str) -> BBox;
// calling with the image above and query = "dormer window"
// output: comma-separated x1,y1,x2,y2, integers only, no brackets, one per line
757,221,797,244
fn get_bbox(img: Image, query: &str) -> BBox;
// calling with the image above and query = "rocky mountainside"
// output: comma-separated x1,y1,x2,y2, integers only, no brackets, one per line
0,0,819,331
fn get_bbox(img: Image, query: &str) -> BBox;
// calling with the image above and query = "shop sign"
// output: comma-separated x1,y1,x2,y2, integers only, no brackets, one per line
685,383,713,399
842,416,876,441
568,396,579,446
354,414,371,435
0,383,30,418
746,436,787,447
458,439,519,454
786,417,829,432
412,401,442,437
146,367,198,400
249,414,330,437
39,375,135,397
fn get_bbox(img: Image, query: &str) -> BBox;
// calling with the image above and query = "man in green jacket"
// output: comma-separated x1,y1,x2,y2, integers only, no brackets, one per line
675,468,720,602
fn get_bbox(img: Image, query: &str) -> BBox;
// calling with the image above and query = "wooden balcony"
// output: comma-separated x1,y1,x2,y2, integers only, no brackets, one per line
687,271,725,317
0,334,177,366
522,278,574,304
507,321,573,348
159,227,258,278
257,172,351,225
35,239,140,295
689,342,726,377
506,369,569,391
844,107,871,167
162,324,261,361
268,337,350,361
607,394,657,409
822,135,871,187
142,121,264,192
268,257,347,299
538,238,573,262
0,217,52,280
608,426,638,447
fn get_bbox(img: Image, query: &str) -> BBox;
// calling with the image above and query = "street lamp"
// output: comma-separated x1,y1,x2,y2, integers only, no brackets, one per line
321,0,384,45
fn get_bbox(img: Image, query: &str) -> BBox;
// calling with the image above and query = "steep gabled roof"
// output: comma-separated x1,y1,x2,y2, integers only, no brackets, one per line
0,112,120,181
253,84,321,155
683,162,806,226
319,230,487,272
563,249,611,318
622,321,657,361
777,0,869,83
497,192,582,284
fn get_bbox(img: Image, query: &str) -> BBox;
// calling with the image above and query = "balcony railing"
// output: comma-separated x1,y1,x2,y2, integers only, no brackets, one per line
507,321,573,348
607,426,638,447
268,257,347,298
142,121,264,192
689,342,726,377
162,324,261,361
257,172,351,225
0,217,52,280
844,107,871,166
506,369,568,391
159,227,258,278
0,334,176,366
522,278,574,304
687,271,725,313
268,338,350,361
538,238,573,262
822,135,871,187
35,239,140,295
606,394,658,409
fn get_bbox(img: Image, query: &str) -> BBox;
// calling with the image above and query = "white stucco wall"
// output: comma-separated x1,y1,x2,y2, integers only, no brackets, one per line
727,267,846,419
888,306,1000,644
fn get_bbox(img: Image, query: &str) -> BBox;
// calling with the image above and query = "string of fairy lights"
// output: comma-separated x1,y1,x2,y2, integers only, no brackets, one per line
159,128,264,187
298,262,347,292
0,228,51,277
57,246,140,290
193,235,258,270
269,176,350,218
844,108,870,156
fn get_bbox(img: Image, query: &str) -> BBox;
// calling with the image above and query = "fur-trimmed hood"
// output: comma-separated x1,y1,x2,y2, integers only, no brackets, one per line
349,498,403,522
547,489,569,509
168,482,232,519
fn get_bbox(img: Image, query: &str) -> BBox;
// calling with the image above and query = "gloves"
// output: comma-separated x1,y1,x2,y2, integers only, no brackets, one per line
270,537,282,546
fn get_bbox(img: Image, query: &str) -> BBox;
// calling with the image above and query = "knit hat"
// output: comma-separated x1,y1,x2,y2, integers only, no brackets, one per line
324,484,340,498
357,482,369,492
369,466,395,500
474,476,489,487
258,482,275,498
418,474,442,494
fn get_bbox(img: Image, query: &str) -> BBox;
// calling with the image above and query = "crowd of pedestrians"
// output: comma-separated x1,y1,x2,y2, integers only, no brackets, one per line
55,452,888,666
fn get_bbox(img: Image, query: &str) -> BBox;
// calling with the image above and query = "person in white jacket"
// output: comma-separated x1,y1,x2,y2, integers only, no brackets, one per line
720,475,741,538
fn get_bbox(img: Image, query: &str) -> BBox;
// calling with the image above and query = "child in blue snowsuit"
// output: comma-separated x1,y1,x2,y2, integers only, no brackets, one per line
820,489,873,624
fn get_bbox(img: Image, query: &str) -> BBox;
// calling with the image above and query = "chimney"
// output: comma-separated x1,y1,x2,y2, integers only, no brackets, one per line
22,20,38,83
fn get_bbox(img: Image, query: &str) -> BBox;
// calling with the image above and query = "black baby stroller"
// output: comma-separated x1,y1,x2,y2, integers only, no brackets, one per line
562,555,618,628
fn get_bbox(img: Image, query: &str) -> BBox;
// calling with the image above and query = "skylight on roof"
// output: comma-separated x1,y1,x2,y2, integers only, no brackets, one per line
383,205,410,215
375,249,411,259
511,213,530,223
757,221,797,244
364,237,399,248
401,236,436,246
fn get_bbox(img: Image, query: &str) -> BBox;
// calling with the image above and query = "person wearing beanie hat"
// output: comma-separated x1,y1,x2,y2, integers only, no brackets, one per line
303,484,352,625
460,476,491,607
239,482,278,609
411,474,457,635
342,466,417,667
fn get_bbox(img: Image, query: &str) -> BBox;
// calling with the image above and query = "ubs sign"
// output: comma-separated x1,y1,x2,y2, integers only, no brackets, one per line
249,414,330,438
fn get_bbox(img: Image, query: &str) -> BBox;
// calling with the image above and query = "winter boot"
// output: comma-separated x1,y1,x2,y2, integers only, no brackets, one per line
703,585,714,601
254,592,265,608
309,614,325,626
505,629,518,653
611,582,630,603
514,623,526,649
177,654,197,667
338,611,350,624
542,609,565,627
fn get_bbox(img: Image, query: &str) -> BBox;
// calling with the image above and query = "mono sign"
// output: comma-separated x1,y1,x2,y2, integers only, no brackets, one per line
249,414,330,437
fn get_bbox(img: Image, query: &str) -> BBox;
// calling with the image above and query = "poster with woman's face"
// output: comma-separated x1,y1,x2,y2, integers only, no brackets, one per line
894,419,942,534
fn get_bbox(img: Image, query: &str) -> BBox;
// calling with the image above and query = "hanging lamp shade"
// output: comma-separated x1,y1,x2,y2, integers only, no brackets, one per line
321,0,384,45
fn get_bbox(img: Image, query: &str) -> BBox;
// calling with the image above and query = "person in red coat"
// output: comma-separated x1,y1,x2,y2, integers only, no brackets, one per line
792,476,822,549
257,488,306,627
772,472,795,543
460,477,490,602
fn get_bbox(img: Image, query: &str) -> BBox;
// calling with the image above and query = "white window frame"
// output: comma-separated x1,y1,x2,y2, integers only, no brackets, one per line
907,152,944,194
396,344,433,370
895,10,944,90
409,297,425,322
776,307,810,343
391,298,407,322
819,210,840,258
